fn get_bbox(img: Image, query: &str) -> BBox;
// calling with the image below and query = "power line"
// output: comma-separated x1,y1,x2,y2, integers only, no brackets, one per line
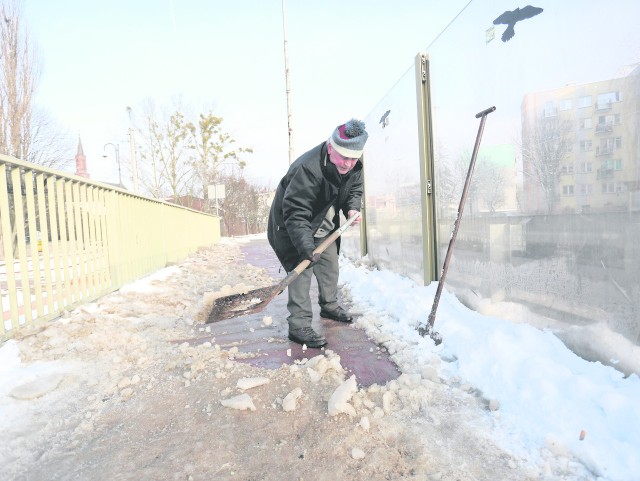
425,0,475,52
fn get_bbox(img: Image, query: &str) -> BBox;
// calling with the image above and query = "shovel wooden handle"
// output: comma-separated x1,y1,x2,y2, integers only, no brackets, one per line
206,212,362,323
290,212,361,276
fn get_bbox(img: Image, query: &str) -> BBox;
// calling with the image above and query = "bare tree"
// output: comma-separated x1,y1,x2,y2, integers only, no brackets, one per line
27,106,74,169
0,0,34,159
160,111,192,201
189,112,252,212
0,0,72,168
135,106,193,200
476,158,507,213
134,103,262,231
136,101,166,198
435,140,459,218
135,105,253,208
440,146,508,216
521,117,573,214
219,173,265,235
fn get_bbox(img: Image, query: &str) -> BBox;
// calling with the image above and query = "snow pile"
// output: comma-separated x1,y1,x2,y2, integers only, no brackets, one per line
339,258,640,481
2,239,638,481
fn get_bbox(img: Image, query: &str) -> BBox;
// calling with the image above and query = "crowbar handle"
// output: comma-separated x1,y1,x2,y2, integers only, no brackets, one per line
418,106,496,344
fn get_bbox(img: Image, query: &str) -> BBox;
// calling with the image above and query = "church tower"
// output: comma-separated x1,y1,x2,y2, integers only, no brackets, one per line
75,137,90,178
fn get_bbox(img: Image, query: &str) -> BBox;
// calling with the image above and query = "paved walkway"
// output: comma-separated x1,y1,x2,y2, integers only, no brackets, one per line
187,238,399,387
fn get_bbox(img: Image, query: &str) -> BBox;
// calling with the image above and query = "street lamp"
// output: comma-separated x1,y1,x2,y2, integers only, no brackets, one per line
126,106,139,192
103,143,122,186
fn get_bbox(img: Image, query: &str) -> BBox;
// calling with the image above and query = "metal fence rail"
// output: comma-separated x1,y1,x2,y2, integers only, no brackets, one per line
0,154,221,337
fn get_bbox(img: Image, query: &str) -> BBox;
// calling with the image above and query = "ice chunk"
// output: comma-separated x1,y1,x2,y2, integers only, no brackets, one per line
236,377,270,390
282,387,303,412
328,375,358,417
220,393,256,411
351,447,365,459
9,373,66,400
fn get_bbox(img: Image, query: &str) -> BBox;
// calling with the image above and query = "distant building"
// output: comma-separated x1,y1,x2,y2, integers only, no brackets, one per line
167,195,206,212
521,64,640,213
75,137,90,179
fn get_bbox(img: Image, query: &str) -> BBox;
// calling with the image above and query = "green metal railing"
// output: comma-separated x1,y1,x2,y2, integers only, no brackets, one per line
0,154,221,338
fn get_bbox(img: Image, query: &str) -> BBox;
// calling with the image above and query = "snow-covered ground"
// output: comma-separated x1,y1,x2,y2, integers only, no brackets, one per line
339,257,640,481
1,235,638,481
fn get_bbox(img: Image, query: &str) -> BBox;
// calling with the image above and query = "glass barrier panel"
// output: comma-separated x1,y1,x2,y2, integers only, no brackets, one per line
345,69,426,285
425,0,640,366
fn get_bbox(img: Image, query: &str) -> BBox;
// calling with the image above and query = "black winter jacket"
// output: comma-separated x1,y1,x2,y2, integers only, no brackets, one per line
267,141,363,272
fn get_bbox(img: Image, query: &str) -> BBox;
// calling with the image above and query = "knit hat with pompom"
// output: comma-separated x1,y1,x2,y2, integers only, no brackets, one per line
329,119,368,159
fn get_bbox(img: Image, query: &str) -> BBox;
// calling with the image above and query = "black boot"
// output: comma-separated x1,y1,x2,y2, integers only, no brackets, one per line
288,327,327,348
319,306,353,323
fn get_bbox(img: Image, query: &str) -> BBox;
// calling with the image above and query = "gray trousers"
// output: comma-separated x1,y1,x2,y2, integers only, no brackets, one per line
286,236,340,330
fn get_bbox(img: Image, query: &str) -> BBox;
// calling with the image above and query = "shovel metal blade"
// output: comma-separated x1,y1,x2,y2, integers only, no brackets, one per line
205,213,360,324
205,283,285,323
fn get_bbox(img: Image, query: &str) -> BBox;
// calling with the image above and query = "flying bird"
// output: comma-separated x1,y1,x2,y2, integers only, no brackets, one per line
379,110,391,128
493,5,543,42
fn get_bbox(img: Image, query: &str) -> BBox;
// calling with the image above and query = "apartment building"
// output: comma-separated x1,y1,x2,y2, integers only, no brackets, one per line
521,64,640,214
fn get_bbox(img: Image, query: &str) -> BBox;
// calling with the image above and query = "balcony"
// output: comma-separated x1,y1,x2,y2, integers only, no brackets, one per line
596,146,613,156
595,101,613,111
595,123,614,134
597,168,614,179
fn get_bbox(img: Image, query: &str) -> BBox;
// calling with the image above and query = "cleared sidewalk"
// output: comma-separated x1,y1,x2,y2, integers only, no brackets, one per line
178,237,400,387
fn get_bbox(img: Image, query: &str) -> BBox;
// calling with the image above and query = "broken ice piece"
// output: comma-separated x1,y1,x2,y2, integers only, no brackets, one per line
282,387,303,412
328,375,358,417
236,377,270,390
220,393,256,411
351,447,365,459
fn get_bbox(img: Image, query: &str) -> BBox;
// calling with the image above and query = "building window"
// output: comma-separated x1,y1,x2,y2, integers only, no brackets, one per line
580,140,592,151
562,185,575,196
578,96,592,108
602,137,622,150
599,114,621,126
580,118,592,129
544,101,557,117
561,164,574,174
578,162,592,173
559,99,573,111
614,136,622,149
596,114,621,133
579,184,593,195
602,182,624,194
601,159,623,171
597,91,621,110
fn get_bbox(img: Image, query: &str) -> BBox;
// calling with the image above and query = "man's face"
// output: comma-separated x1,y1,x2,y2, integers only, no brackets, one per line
327,143,359,175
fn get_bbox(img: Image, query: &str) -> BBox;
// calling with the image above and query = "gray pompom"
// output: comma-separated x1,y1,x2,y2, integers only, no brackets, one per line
344,119,366,138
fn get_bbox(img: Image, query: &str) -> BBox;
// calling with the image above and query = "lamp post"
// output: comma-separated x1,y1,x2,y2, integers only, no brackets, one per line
103,143,122,186
282,0,295,165
126,106,139,192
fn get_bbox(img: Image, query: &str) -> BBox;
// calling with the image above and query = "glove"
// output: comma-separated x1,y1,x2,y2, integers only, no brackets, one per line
305,251,321,269
347,210,361,226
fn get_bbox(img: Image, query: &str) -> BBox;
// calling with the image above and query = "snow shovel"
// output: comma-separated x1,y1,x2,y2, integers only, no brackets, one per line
205,212,361,323
417,106,496,345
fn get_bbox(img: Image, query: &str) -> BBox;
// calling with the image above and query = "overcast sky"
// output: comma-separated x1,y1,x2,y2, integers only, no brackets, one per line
23,0,469,187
